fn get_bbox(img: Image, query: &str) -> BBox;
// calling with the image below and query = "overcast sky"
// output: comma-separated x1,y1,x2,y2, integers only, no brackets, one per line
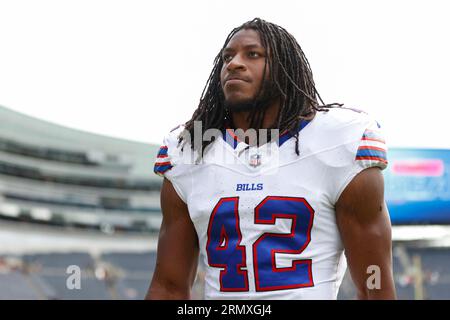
0,0,448,148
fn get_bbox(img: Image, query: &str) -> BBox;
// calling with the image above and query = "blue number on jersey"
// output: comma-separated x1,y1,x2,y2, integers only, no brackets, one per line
206,196,315,292
253,196,314,291
206,197,249,291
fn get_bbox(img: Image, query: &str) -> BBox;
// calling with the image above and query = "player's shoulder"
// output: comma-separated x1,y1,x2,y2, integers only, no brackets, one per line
154,124,192,177
312,107,381,140
298,106,385,159
315,106,377,128
159,123,194,155
315,106,387,166
164,124,186,145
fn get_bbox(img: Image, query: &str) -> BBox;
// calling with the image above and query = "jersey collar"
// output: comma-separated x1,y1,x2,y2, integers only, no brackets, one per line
222,119,312,150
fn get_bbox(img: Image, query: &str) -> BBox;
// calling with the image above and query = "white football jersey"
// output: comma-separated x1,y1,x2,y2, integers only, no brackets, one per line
154,108,387,300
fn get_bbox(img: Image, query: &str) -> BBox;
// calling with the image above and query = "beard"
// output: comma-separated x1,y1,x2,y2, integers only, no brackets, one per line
224,80,279,113
224,98,257,112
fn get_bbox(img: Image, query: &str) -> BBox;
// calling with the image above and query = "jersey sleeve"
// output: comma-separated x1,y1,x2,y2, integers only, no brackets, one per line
329,114,388,205
153,125,192,202
154,145,173,177
354,120,388,170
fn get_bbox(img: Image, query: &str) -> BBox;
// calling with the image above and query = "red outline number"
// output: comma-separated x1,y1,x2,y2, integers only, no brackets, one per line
206,196,315,292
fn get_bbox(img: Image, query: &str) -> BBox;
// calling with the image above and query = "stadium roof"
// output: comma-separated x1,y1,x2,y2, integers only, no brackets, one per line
0,105,161,180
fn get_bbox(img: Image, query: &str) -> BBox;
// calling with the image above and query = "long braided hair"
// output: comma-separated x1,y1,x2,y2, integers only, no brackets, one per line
180,17,342,156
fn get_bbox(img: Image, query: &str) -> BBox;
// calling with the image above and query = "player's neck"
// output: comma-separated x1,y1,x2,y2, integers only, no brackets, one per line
229,99,280,146
230,99,280,132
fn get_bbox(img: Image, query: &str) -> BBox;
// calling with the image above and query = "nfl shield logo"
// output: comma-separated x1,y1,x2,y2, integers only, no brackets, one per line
249,153,262,167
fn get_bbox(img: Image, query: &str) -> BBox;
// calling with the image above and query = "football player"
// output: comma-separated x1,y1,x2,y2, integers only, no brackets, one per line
147,18,396,300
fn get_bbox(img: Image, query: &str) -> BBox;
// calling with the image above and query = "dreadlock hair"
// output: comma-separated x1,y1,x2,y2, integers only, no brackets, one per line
180,17,342,157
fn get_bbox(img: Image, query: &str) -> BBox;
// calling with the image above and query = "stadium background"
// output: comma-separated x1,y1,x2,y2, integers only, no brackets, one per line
0,105,449,300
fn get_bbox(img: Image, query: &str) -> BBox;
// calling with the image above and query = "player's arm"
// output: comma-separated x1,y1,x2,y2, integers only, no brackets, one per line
335,167,396,299
145,178,199,299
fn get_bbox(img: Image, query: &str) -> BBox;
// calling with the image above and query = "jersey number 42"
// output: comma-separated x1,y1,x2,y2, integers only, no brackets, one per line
206,196,315,292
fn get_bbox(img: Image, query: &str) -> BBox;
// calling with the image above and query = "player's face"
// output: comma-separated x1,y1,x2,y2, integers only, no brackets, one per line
220,28,269,110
